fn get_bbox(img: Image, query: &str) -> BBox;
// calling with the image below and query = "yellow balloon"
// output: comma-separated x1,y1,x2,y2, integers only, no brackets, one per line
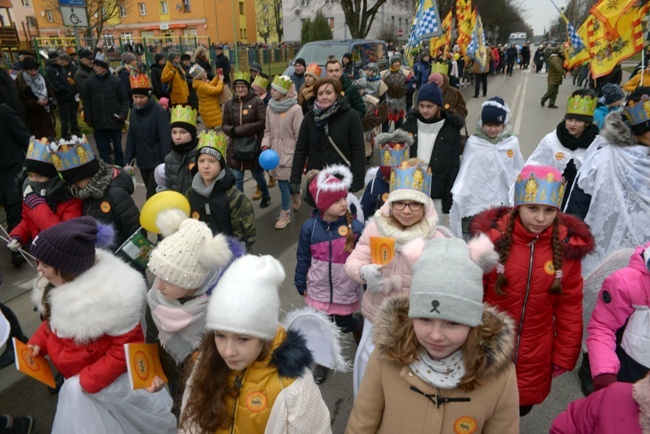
140,191,191,233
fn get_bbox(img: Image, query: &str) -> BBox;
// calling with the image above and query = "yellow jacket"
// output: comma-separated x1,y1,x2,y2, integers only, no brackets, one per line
161,61,189,106
193,77,224,129
623,73,650,92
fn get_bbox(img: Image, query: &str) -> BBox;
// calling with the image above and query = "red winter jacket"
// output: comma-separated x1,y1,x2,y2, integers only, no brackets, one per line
10,197,82,245
470,207,594,406
29,321,144,394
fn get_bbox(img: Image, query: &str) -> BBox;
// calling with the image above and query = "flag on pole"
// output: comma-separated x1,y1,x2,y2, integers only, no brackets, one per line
456,0,473,55
429,10,452,57
590,0,638,39
407,0,443,47
466,9,488,71
567,21,586,54
566,15,593,70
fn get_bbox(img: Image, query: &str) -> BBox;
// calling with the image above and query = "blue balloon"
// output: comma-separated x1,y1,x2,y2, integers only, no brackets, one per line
259,149,280,170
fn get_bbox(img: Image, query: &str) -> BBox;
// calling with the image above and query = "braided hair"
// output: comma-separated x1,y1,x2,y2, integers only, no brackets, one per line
343,210,356,252
549,217,563,294
494,208,518,295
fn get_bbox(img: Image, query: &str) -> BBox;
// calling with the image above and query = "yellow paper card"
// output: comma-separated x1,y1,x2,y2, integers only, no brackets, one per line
13,338,56,388
370,236,395,266
124,343,168,390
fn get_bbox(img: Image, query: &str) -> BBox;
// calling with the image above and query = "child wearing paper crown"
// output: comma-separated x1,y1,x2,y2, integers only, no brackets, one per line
179,254,343,434
7,137,82,255
295,165,364,384
345,158,451,395
190,64,224,130
54,135,141,249
26,217,176,433
145,209,244,417
526,89,599,218
470,165,595,416
449,97,524,239
165,104,198,195
346,236,520,434
360,129,412,222
186,130,256,251
262,75,304,229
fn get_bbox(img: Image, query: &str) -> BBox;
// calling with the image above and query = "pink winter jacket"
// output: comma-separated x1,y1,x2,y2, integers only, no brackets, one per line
587,244,650,378
550,374,650,434
344,199,449,321
261,101,303,181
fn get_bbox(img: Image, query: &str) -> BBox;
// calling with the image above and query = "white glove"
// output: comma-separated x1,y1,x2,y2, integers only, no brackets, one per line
7,238,21,252
360,264,385,293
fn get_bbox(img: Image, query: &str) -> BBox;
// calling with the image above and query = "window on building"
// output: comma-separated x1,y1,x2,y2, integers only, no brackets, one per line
138,2,146,15
328,17,335,30
264,18,269,26
26,16,37,27
160,1,168,14
119,5,127,16
239,2,244,14
240,28,246,39
121,33,133,44
262,4,268,12
103,33,115,45
21,0,29,7
183,0,190,12
45,10,53,21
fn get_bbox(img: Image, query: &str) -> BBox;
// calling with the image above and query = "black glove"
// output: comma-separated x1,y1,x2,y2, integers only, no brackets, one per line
290,183,301,195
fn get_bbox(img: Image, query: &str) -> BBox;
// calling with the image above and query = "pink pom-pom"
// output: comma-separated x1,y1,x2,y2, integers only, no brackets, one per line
159,97,169,110
519,165,562,182
467,233,499,272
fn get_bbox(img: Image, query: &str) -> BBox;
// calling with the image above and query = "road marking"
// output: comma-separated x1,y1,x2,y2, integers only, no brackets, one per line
511,83,522,126
514,70,529,136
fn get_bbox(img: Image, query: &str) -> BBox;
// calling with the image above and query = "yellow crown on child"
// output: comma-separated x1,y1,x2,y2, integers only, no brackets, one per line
271,75,292,94
170,105,197,127
129,73,151,90
233,71,251,84
566,94,597,118
196,130,227,160
431,62,449,75
50,135,96,172
625,95,650,126
389,161,432,196
252,75,268,89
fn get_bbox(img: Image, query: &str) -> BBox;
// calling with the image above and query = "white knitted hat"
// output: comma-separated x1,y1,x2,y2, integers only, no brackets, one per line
206,255,285,340
147,209,233,290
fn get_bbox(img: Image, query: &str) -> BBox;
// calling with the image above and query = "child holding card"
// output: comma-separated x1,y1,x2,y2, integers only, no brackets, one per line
27,217,176,434
345,158,450,395
294,165,365,384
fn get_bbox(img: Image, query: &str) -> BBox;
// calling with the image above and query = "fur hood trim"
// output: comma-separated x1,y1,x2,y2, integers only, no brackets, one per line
270,328,315,379
373,296,515,389
470,206,595,260
601,111,634,147
31,250,146,342
374,199,439,244
633,374,650,434
374,129,414,148
315,164,353,192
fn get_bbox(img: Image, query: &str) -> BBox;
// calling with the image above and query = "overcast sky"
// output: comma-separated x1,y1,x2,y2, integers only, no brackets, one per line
522,0,565,35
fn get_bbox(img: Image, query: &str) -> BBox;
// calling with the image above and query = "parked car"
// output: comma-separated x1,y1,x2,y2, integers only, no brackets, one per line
283,39,388,77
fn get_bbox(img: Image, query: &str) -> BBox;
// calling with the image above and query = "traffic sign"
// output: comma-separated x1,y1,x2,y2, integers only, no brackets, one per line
60,6,88,27
397,29,403,37
59,0,85,6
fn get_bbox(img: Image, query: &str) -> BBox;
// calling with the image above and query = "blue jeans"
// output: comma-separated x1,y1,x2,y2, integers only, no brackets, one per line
278,180,291,211
94,128,124,166
232,167,269,198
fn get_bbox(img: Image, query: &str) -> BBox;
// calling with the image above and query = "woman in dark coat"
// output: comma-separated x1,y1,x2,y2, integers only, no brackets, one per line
222,72,270,207
15,57,55,139
290,77,365,196
402,82,464,215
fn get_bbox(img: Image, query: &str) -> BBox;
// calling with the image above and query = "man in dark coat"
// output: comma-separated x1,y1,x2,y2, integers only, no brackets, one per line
214,45,231,86
290,58,306,92
45,51,79,139
325,58,366,119
150,53,168,100
74,48,95,99
0,64,25,121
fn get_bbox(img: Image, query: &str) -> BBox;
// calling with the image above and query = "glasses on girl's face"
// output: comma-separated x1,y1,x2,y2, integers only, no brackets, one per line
392,201,423,211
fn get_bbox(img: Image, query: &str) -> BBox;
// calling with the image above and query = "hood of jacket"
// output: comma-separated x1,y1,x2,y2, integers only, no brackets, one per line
373,296,515,391
374,198,439,244
265,327,314,378
110,166,136,195
601,111,635,147
31,250,146,342
470,206,595,261
628,244,650,276
406,108,465,130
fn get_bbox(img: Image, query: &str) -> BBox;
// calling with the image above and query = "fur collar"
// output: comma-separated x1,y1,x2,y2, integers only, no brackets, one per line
470,206,595,261
633,374,650,434
270,329,314,378
601,111,635,147
373,296,515,390
31,251,146,342
374,200,439,244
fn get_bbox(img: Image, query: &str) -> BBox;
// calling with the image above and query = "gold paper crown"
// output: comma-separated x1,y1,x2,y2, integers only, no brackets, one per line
197,130,227,159
625,96,650,126
431,62,449,75
129,73,151,89
26,137,54,163
566,94,597,118
271,75,292,93
233,71,251,84
389,161,432,196
170,105,197,127
252,75,268,89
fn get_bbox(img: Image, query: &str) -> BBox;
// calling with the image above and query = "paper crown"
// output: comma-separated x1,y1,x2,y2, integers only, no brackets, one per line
189,64,205,79
26,137,54,164
431,62,449,75
375,129,412,169
251,75,268,90
50,135,96,173
514,165,565,208
566,94,597,118
389,161,432,197
271,75,292,94
170,104,197,127
94,52,109,65
129,73,151,89
197,130,227,159
233,71,251,84
625,95,650,126
305,63,322,78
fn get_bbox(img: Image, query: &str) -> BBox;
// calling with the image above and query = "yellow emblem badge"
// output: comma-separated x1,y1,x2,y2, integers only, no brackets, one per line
544,260,555,275
454,416,477,434
338,226,348,237
507,149,514,158
191,211,200,219
100,201,111,213
555,152,565,161
245,391,267,412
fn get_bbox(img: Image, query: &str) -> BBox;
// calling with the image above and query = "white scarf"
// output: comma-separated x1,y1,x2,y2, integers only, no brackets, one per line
416,118,445,165
410,349,465,390
526,130,588,175
22,70,48,100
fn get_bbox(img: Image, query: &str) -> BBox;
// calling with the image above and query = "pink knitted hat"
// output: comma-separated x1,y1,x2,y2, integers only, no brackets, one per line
308,165,353,212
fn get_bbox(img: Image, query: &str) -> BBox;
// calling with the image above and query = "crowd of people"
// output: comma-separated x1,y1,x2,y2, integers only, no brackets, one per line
0,41,649,434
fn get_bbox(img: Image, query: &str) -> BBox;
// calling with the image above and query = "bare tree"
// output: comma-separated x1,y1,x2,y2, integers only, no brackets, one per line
43,0,131,42
374,20,397,44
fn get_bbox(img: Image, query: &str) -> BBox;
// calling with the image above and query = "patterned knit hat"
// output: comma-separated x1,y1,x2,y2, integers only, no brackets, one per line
417,82,443,107
147,209,233,290
206,255,284,340
481,97,510,124
308,165,352,212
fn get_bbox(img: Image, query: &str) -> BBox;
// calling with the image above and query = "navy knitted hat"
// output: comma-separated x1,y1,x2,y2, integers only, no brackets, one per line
31,216,114,275
417,82,443,107
294,58,306,67
481,97,510,124
599,83,625,105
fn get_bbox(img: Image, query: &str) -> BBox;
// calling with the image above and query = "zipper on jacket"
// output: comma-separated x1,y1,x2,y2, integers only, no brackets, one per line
327,223,334,303
513,236,538,366
229,373,244,434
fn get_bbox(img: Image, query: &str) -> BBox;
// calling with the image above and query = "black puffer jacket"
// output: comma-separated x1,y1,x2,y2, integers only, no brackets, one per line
83,72,129,130
150,63,168,100
290,97,365,192
403,108,464,213
125,97,172,170
164,140,198,194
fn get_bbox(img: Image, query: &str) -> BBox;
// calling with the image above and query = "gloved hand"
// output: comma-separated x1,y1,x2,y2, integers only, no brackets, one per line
593,373,616,391
552,365,567,378
6,237,21,252
23,185,46,209
360,264,385,293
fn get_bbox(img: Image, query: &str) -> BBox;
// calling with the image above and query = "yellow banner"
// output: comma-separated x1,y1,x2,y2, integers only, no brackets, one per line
430,10,453,57
590,0,637,39
566,15,593,70
456,0,473,54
